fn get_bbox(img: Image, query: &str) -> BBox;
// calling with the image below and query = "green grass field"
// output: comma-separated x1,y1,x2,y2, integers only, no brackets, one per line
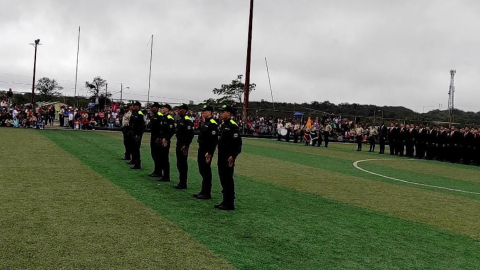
1,128,480,269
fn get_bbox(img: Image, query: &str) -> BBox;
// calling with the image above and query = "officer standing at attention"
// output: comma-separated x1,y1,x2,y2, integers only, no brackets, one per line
158,103,176,182
121,103,133,161
194,105,219,200
129,101,145,170
323,122,332,148
378,122,387,154
148,102,163,177
215,105,242,211
173,103,194,189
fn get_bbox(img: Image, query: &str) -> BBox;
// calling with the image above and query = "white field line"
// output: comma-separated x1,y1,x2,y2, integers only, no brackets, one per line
353,159,480,196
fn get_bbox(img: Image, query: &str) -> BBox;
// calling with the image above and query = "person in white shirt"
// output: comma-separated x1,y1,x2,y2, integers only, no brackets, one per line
277,120,284,141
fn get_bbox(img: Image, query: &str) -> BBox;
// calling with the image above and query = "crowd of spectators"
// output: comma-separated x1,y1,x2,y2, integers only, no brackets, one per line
0,97,56,129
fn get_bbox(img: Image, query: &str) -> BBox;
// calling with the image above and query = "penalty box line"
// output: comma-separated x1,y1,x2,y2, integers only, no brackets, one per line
353,159,480,196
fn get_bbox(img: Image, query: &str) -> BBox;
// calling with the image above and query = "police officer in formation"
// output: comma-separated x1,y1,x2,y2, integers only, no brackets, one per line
215,105,242,210
377,122,480,166
157,103,176,182
128,101,145,169
121,103,133,161
122,101,242,210
148,102,163,177
173,103,194,190
193,105,218,200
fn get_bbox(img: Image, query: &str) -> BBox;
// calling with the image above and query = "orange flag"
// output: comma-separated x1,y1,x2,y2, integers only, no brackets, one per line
306,117,312,130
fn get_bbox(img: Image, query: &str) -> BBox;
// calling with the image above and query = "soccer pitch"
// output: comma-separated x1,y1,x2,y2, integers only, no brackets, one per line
1,128,480,269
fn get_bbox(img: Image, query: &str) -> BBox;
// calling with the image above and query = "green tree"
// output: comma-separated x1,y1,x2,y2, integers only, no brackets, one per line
35,77,63,101
212,75,255,104
85,76,107,97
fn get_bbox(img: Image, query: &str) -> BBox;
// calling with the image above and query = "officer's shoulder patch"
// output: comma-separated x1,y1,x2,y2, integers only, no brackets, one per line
230,119,238,126
185,116,191,121
138,111,144,115
167,115,174,120
157,112,163,116
210,119,218,125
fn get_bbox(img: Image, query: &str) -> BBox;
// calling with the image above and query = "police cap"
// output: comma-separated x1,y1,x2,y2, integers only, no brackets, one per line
175,103,189,111
199,104,214,112
160,103,172,110
151,102,161,108
217,104,235,114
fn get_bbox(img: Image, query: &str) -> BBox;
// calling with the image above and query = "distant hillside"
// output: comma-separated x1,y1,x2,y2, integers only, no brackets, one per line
246,100,480,125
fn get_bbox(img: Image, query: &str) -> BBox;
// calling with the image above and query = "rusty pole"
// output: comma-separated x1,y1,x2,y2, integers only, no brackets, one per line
243,0,254,122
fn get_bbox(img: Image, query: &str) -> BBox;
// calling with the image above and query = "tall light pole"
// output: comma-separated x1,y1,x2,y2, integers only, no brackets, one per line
243,0,254,122
30,39,41,109
120,84,129,104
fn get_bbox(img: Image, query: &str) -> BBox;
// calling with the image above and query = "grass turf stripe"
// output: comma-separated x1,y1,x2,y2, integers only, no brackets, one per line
0,128,234,270
40,129,480,269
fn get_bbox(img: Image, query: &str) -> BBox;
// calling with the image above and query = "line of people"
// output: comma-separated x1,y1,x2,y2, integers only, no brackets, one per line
121,102,242,211
374,123,480,165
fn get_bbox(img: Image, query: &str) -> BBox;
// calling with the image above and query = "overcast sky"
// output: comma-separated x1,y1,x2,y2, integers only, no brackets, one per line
1,0,480,113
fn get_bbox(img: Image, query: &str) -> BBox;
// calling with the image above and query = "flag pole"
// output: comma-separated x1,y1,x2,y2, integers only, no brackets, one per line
147,35,153,105
265,57,275,113
74,26,81,107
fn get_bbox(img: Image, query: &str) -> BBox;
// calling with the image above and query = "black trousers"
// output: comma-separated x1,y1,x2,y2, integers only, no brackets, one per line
318,134,323,146
59,115,64,127
389,141,395,155
415,143,423,158
369,137,376,152
324,132,329,147
397,141,404,156
356,135,362,150
131,134,143,165
218,154,235,206
176,144,189,186
463,146,472,165
122,130,132,159
150,137,161,175
198,147,214,195
293,132,299,143
379,138,386,154
159,141,171,180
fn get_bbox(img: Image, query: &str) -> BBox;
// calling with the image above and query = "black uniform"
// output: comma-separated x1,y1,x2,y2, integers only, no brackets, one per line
130,110,146,168
449,130,461,163
175,115,195,187
416,128,427,159
405,128,415,157
426,129,437,160
436,130,448,161
397,127,406,156
474,133,480,165
379,125,387,154
149,111,163,176
197,118,219,197
462,132,475,165
158,114,176,181
388,126,398,155
217,119,242,208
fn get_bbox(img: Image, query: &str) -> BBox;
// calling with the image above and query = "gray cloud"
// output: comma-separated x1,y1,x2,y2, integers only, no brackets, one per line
1,0,480,112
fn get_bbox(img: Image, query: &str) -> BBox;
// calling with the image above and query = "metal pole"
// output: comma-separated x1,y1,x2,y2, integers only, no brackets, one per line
148,35,153,105
74,26,80,107
105,83,108,108
373,110,376,123
265,57,275,113
31,39,40,109
243,0,254,122
120,83,123,104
